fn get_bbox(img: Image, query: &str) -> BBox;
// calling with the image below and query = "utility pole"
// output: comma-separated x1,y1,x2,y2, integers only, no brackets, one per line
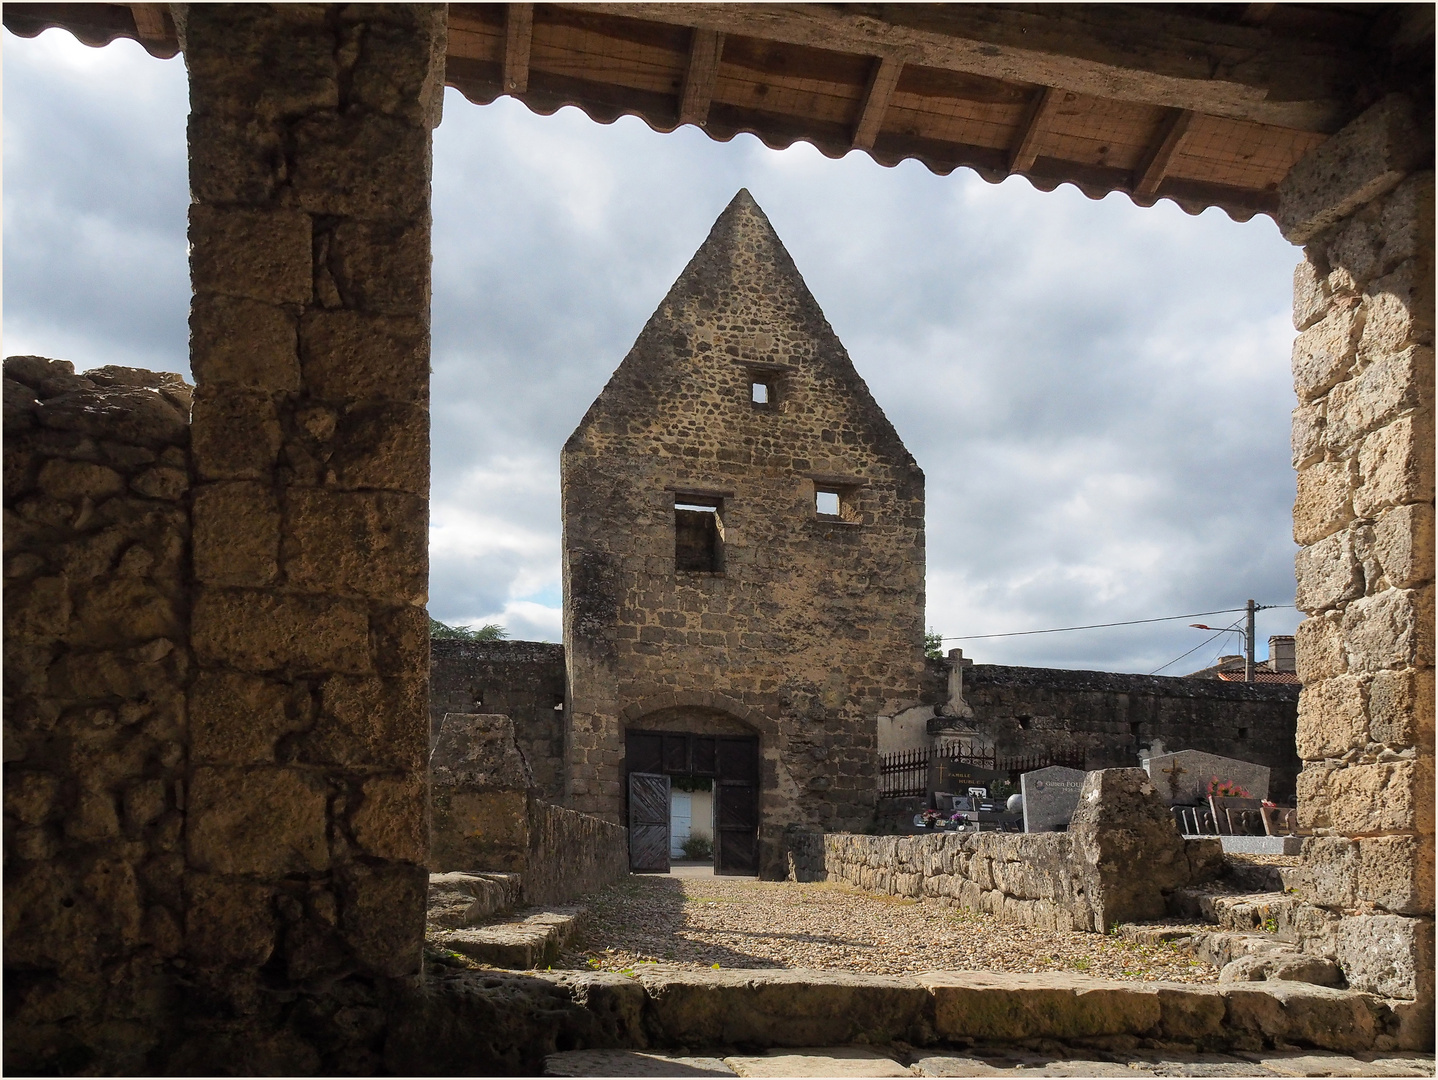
1245,599,1256,682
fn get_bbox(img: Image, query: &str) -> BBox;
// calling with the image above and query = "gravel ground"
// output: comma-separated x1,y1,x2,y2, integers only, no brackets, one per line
554,873,1219,983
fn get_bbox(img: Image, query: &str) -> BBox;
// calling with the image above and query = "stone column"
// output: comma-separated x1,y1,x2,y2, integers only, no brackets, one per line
182,4,444,991
1277,94,1434,1017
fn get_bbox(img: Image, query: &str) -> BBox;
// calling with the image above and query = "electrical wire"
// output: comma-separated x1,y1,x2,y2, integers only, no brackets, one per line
940,606,1254,642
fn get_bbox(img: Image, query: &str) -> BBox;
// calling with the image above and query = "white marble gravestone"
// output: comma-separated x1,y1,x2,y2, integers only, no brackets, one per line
1143,749,1269,806
1020,766,1087,832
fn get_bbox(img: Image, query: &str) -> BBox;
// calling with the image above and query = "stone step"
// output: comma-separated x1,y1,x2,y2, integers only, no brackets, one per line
430,904,586,969
427,871,523,929
1167,886,1301,937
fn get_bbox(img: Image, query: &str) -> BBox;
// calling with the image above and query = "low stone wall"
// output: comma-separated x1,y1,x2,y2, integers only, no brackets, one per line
525,801,628,907
797,770,1225,932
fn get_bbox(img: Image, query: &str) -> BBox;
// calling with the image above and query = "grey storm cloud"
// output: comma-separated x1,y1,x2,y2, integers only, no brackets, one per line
5,28,1304,670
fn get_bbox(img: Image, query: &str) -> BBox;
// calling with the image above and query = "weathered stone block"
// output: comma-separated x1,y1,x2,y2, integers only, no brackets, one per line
1277,94,1426,244
1323,758,1434,835
192,588,373,674
1293,460,1354,545
1371,503,1436,591
1291,398,1326,470
1359,262,1435,363
190,386,282,480
338,862,427,978
1334,913,1434,1000
340,10,447,127
1294,531,1364,614
68,576,181,648
1368,667,1435,748
289,113,430,221
1292,302,1363,403
1293,252,1331,331
326,219,432,317
352,773,427,862
1304,835,1434,915
189,205,312,305
371,602,430,677
326,401,429,494
36,459,125,502
299,310,428,403
192,481,280,586
190,671,309,765
187,766,329,876
4,575,71,638
184,874,276,967
306,675,427,771
36,386,188,447
1296,676,1368,759
1325,347,1434,450
281,489,428,603
1342,586,1434,672
190,295,300,390
130,465,188,500
1296,613,1347,683
1354,412,1436,518
1378,172,1435,275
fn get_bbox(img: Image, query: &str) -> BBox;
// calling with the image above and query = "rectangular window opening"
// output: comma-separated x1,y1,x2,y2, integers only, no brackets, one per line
815,490,841,517
751,381,770,405
675,496,723,573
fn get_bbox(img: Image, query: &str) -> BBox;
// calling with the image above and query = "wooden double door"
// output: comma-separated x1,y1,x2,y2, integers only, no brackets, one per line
625,729,759,875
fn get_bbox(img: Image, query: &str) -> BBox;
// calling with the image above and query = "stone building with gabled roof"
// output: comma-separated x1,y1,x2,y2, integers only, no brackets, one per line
561,190,927,876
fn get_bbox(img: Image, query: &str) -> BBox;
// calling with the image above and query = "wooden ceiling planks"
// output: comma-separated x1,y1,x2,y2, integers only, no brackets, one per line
3,2,1424,222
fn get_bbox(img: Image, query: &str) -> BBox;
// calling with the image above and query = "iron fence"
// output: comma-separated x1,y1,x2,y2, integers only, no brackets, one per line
878,744,1087,799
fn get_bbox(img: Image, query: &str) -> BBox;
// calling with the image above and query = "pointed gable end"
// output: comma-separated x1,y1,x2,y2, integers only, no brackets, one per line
565,189,918,482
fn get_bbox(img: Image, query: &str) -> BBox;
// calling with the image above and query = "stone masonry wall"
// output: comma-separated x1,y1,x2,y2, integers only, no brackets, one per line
812,771,1223,933
951,663,1301,803
1276,94,1434,1010
525,801,629,907
563,191,927,875
430,639,567,801
4,358,194,1073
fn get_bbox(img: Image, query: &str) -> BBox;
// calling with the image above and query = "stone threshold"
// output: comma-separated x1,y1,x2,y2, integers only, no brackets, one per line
388,967,1432,1074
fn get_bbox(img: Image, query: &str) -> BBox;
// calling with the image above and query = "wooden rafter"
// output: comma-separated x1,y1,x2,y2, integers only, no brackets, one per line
504,2,534,96
851,55,904,151
679,27,724,127
127,3,166,43
1007,86,1061,175
1133,109,1195,197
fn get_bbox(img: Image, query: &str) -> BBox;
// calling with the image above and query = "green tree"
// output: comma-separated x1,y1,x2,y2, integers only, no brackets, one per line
924,629,945,660
429,618,508,641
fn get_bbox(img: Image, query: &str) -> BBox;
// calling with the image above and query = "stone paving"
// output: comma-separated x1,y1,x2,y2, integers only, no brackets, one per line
545,1046,1437,1077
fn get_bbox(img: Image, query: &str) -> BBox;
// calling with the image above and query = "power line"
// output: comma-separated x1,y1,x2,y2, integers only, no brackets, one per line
940,606,1276,642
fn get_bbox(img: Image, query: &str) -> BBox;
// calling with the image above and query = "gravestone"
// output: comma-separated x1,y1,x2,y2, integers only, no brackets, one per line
1020,766,1087,832
1143,749,1269,807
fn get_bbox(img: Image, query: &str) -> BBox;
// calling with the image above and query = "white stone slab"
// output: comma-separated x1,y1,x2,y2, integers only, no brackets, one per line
727,1047,911,1077
1213,835,1304,856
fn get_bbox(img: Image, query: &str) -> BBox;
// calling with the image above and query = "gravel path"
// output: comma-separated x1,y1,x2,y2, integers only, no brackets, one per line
555,873,1219,983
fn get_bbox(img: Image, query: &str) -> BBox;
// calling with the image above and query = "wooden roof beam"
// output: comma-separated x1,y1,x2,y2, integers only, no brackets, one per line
1007,86,1061,175
1133,109,1195,198
679,27,724,128
127,3,167,44
851,55,904,152
504,3,534,96
565,3,1360,133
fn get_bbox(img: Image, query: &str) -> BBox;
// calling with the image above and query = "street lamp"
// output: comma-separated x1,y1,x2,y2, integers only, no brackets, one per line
1190,599,1276,682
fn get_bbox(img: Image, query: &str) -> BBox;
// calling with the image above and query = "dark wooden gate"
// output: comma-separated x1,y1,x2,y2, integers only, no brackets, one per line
627,771,671,872
714,737,759,875
625,728,760,875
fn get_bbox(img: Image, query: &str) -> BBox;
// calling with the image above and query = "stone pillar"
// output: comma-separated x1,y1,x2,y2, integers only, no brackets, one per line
1277,94,1434,1016
182,2,444,993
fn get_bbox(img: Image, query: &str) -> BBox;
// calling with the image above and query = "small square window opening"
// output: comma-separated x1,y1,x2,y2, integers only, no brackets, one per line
675,497,724,573
751,381,770,405
815,490,841,516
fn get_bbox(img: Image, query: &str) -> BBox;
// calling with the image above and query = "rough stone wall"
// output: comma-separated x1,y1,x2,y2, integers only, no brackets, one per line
814,770,1221,932
1276,94,1434,1009
525,801,630,907
562,190,927,873
177,4,446,1071
430,639,567,800
4,358,194,1073
947,662,1302,803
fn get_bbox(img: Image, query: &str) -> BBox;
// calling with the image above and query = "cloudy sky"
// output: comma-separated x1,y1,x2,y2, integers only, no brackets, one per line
5,28,1306,674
